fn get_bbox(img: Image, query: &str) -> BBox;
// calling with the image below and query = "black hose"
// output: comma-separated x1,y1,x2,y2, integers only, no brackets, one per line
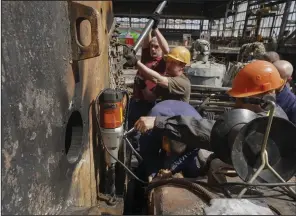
267,204,282,215
145,178,214,204
124,137,143,162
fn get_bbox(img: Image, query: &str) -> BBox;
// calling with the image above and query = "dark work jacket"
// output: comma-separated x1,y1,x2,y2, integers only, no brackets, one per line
154,105,289,152
154,116,215,152
276,85,296,125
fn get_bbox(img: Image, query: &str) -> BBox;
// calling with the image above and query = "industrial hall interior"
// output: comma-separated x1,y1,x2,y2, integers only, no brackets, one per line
1,0,296,215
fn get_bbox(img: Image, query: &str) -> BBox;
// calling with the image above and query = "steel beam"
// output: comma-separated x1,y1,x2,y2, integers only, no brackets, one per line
282,29,296,43
278,0,292,42
114,13,208,20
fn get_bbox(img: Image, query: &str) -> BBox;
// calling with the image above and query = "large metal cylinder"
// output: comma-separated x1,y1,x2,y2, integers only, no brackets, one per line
2,1,114,214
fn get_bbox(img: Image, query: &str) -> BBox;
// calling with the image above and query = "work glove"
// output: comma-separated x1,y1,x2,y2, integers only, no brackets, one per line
149,12,160,30
124,48,138,67
134,75,146,90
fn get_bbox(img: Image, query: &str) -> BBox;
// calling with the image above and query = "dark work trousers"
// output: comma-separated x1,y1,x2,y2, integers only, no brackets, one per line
163,148,202,178
137,131,202,180
128,99,155,150
128,98,155,130
133,133,202,213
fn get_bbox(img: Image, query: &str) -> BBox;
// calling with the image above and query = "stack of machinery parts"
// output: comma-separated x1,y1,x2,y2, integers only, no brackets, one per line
186,39,226,87
222,41,266,87
222,61,247,87
238,41,266,62
189,84,234,120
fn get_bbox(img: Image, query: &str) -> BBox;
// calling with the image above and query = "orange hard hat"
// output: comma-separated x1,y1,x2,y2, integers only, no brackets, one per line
228,60,284,98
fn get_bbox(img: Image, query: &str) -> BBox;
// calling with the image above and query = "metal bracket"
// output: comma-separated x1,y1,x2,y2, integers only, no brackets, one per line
69,2,102,61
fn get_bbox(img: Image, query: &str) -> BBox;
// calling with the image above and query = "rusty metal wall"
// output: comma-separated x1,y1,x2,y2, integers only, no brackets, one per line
1,1,113,214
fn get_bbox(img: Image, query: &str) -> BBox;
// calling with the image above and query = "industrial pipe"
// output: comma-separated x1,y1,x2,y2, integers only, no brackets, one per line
190,84,230,92
133,1,167,52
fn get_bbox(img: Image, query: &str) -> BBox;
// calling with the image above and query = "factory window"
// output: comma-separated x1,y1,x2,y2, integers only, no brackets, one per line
184,19,191,29
210,20,219,37
218,18,224,36
211,31,218,37
203,20,209,30
179,20,186,29
286,10,296,33
139,18,148,28
192,20,200,30
159,19,166,28
175,19,182,29
238,2,248,12
116,17,130,28
167,19,174,29
131,17,140,28
256,1,296,39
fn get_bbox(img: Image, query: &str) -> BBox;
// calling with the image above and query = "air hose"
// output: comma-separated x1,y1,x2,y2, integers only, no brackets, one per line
145,178,215,204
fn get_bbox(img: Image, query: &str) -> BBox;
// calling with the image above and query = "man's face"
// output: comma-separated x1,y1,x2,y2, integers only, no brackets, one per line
234,98,263,113
165,57,185,77
150,39,162,58
234,93,270,113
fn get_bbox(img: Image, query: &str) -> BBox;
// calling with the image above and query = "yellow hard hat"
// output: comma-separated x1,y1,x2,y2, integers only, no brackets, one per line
166,46,191,65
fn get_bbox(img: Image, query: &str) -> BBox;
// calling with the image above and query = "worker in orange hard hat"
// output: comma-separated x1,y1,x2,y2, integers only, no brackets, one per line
227,60,288,118
125,46,191,103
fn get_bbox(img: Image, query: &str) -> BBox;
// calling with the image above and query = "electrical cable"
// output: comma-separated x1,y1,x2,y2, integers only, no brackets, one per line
124,137,143,162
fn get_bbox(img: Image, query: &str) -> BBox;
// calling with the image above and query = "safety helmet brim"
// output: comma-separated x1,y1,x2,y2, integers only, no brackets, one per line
164,54,188,65
228,89,271,98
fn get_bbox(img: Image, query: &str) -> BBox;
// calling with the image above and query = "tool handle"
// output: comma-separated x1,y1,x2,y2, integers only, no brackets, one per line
124,127,135,137
133,1,167,52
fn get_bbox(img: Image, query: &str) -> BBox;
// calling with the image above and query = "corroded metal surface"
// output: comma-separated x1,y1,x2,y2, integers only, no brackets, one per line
70,2,102,60
148,186,208,215
109,39,126,89
2,0,116,214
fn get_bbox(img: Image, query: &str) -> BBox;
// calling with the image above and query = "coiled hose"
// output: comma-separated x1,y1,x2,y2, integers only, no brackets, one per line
145,178,215,205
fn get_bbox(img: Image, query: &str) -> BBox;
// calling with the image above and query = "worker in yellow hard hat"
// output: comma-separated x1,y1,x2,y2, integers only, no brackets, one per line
125,46,191,103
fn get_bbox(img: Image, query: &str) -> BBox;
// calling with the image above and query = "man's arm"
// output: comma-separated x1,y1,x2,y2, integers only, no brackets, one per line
153,28,170,55
142,29,152,49
134,115,215,151
137,61,169,87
